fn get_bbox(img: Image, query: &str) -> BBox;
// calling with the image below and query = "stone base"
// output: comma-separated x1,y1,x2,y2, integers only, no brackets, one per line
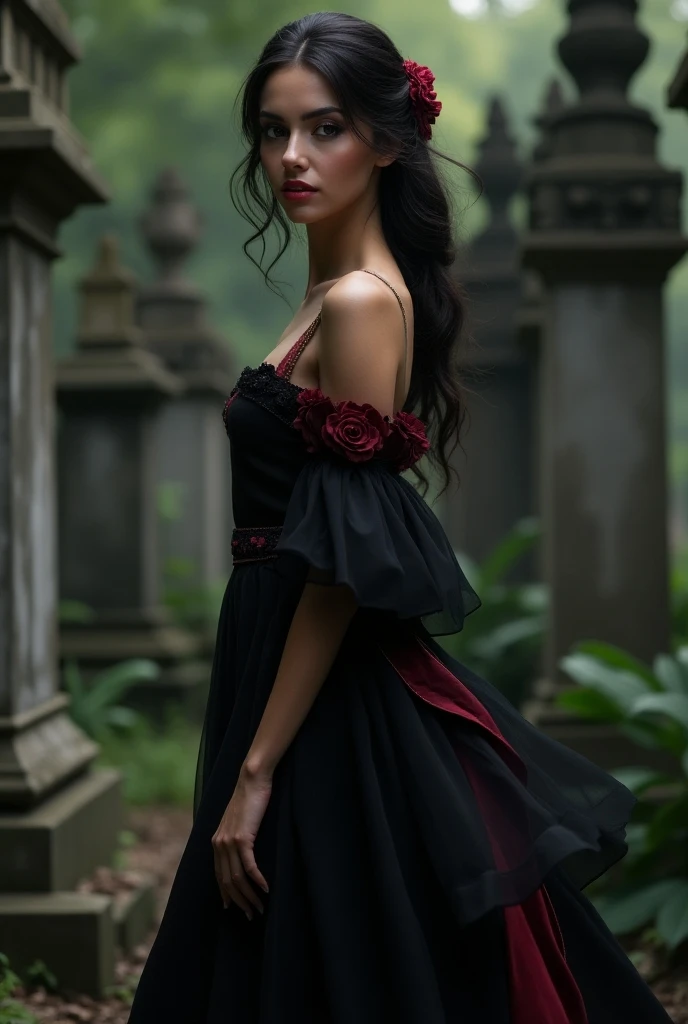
0,767,123,892
0,892,114,998
0,873,157,998
113,872,156,954
522,691,678,774
0,693,99,809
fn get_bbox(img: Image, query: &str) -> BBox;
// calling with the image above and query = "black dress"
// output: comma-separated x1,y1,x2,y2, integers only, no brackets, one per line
127,272,673,1024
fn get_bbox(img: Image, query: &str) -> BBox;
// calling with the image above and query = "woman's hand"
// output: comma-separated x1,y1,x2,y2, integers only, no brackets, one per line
211,762,272,919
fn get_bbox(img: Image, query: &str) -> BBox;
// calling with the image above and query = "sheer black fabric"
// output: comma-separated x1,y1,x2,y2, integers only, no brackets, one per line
126,367,672,1024
274,456,481,636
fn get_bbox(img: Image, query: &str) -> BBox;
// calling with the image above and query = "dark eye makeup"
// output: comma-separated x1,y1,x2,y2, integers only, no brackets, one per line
260,122,343,139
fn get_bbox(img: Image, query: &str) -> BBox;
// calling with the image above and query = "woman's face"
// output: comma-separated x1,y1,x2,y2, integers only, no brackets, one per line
258,64,392,225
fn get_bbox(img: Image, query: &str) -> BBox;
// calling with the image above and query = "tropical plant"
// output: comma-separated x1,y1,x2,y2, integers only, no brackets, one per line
96,705,201,807
557,641,688,951
63,658,160,741
0,953,38,1023
439,517,546,708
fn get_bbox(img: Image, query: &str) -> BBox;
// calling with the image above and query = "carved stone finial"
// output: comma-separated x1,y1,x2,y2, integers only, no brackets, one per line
77,234,139,345
522,0,686,282
138,168,202,289
532,79,565,164
558,0,648,102
472,95,522,259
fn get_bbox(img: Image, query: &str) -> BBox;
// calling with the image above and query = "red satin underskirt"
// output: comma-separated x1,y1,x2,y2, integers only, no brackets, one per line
378,632,589,1024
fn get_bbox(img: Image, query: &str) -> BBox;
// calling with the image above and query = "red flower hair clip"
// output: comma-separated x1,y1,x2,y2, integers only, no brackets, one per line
293,388,430,473
403,59,442,141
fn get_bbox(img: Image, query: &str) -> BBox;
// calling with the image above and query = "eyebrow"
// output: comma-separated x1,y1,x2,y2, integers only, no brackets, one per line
258,106,344,121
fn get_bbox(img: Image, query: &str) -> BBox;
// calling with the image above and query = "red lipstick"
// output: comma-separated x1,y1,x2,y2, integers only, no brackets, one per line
282,179,318,201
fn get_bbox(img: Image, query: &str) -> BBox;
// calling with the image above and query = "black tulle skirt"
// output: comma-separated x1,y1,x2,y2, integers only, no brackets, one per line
126,558,673,1023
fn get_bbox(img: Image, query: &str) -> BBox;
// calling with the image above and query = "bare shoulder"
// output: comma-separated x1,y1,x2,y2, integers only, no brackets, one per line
317,270,408,412
321,269,407,330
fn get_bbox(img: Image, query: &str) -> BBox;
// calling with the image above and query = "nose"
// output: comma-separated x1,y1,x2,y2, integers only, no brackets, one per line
281,130,308,171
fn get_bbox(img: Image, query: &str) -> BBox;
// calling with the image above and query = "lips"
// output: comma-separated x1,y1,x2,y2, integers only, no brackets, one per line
282,181,317,192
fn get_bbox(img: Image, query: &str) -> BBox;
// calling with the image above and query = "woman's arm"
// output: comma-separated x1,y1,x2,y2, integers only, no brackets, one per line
243,271,404,774
243,578,358,776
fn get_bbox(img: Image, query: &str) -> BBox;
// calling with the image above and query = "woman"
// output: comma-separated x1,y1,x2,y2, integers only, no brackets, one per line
128,12,673,1023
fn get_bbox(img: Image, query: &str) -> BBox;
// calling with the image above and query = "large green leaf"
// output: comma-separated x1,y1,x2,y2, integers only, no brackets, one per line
610,767,676,796
478,517,540,590
630,693,688,733
555,687,624,722
652,654,688,696
573,640,658,690
82,659,160,717
645,793,688,851
655,880,688,950
559,653,651,712
592,879,680,935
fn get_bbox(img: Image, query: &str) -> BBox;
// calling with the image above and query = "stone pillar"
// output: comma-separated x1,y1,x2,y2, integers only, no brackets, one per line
0,0,152,995
57,236,206,715
136,168,236,643
516,81,567,563
448,98,533,579
521,0,687,768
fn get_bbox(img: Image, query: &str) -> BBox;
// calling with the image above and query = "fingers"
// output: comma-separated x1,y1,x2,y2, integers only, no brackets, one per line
229,847,264,917
212,834,266,919
239,841,270,896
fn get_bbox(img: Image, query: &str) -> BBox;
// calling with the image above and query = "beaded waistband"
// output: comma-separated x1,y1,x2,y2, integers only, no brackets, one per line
231,525,283,564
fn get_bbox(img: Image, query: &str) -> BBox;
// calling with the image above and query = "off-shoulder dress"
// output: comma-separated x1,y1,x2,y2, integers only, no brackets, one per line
127,269,672,1023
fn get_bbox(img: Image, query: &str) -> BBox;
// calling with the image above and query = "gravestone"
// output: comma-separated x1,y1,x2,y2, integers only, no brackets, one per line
521,0,687,769
136,168,236,657
57,236,207,719
0,0,153,995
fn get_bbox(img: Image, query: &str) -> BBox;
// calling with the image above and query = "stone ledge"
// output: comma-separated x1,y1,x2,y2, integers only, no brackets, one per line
0,767,122,891
0,891,115,998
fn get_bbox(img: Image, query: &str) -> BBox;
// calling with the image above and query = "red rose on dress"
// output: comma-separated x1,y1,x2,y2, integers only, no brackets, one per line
321,401,391,463
382,410,430,472
294,388,336,452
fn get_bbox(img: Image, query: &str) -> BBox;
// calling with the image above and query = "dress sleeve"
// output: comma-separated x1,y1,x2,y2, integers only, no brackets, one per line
274,454,481,637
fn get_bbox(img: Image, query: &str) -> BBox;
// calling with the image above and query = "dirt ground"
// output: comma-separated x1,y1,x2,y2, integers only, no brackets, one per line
13,806,688,1023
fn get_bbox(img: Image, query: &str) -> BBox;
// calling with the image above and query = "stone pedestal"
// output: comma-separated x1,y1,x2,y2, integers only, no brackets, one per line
0,1,155,994
57,236,206,714
137,169,236,657
520,0,687,767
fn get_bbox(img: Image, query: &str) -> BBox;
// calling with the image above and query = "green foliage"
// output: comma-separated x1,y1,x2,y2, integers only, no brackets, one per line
58,599,95,624
0,953,38,1023
113,829,139,870
157,481,226,630
63,658,160,742
557,641,688,950
96,706,201,806
439,517,545,707
23,961,57,994
672,543,688,648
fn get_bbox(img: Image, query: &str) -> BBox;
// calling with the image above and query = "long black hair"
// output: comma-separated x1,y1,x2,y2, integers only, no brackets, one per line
229,11,479,496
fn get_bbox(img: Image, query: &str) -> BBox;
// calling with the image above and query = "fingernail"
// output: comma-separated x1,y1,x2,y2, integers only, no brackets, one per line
262,885,269,893
258,906,264,915
246,911,253,921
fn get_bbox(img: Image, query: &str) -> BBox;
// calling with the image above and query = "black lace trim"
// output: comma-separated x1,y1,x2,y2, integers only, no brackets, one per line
224,363,302,432
231,524,283,564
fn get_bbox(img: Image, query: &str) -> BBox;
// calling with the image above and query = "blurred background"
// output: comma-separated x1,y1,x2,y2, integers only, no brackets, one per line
1,1,688,1017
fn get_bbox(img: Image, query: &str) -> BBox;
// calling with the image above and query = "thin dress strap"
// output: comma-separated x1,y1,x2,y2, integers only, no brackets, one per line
361,269,409,387
276,268,408,385
275,310,322,381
